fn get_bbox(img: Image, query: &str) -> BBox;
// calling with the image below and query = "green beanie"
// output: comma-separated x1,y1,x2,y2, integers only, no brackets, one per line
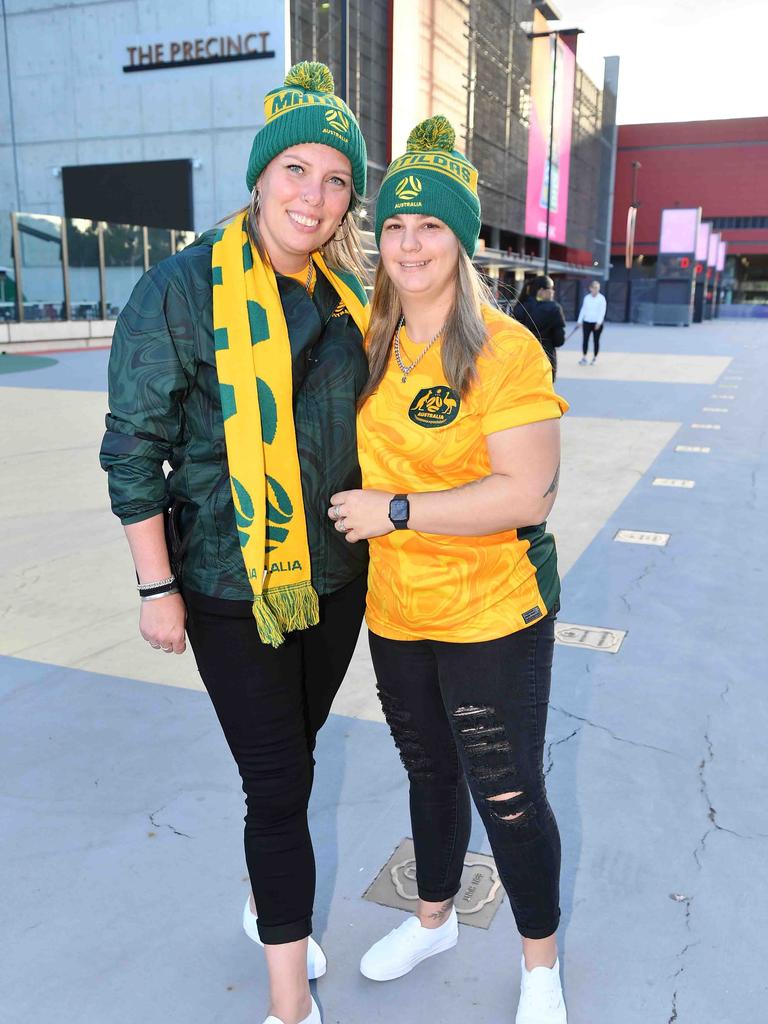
375,116,481,256
246,61,367,204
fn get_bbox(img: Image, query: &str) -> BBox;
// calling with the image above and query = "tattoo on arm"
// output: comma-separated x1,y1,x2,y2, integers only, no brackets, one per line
543,462,560,498
427,899,454,922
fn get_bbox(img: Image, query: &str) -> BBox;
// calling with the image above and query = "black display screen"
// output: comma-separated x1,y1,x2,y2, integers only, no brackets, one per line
62,159,193,229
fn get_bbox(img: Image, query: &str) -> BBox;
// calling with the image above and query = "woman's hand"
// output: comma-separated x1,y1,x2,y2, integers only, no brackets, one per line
328,489,395,543
139,592,187,654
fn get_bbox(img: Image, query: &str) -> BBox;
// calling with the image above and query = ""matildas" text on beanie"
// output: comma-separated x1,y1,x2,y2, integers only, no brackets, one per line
246,61,367,203
375,116,481,256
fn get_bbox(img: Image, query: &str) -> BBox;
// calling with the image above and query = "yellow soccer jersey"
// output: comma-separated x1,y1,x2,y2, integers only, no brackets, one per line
357,303,569,643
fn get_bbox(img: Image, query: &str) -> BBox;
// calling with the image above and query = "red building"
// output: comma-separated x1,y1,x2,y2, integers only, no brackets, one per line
611,117,768,308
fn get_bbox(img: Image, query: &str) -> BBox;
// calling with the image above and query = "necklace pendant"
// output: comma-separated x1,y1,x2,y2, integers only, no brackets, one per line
401,375,408,384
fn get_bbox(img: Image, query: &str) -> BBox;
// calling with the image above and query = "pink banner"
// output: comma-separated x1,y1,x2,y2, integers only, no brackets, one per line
659,208,700,253
695,221,711,261
716,240,727,272
707,232,720,267
524,22,575,244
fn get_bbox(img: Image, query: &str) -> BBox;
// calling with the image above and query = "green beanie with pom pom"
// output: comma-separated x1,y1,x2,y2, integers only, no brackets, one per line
245,61,366,203
375,115,481,256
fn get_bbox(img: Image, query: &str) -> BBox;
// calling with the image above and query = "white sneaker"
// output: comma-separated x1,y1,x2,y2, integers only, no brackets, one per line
578,357,588,365
263,996,321,1024
590,357,598,365
360,909,459,981
515,955,567,1024
243,896,327,980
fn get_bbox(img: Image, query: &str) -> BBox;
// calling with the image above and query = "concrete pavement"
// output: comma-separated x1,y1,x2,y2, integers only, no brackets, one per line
1,320,766,1023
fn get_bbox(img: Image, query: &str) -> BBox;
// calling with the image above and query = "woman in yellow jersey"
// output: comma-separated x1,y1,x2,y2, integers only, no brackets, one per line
327,117,569,1024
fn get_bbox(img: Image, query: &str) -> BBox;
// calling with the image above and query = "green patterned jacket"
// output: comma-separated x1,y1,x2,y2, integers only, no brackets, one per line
100,232,369,600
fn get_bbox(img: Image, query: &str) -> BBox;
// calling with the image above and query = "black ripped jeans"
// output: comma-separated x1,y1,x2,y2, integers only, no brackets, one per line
368,613,561,939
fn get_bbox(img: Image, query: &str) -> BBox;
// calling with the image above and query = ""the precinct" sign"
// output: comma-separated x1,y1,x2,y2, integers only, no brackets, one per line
123,30,275,73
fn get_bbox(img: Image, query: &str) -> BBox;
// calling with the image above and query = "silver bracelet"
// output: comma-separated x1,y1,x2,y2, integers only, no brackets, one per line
137,575,176,592
140,588,180,602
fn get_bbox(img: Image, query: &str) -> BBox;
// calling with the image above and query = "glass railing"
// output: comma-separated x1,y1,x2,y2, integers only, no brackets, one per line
3,212,196,322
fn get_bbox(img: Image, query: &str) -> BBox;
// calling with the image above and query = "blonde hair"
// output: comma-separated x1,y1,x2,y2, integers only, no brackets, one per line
359,248,495,406
219,186,370,283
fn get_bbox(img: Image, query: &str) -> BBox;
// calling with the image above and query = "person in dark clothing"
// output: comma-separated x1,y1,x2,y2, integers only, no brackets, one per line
513,275,567,379
100,61,370,1024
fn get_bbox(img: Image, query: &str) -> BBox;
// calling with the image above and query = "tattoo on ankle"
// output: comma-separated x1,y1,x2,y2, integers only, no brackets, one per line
427,900,453,922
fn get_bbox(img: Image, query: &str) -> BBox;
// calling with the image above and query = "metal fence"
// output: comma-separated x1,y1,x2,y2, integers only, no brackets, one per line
1,212,195,323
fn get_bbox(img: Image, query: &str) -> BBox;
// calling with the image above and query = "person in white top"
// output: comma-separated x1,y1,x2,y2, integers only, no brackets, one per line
576,281,607,365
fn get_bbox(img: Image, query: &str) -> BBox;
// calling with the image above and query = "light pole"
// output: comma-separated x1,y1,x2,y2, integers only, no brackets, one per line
526,27,583,276
340,0,349,104
624,160,641,321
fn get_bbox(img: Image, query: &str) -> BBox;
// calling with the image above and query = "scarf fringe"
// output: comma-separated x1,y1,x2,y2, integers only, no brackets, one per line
252,582,320,648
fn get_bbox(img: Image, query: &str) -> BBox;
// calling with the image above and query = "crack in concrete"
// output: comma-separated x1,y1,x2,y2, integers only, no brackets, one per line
668,991,678,1023
544,727,580,777
694,723,751,868
149,807,191,839
619,559,656,614
550,704,678,757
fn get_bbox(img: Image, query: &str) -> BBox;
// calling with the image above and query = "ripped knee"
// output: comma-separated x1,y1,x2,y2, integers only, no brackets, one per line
452,706,539,827
487,790,528,824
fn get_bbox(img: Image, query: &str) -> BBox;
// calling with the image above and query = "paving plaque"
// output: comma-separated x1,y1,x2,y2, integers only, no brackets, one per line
653,477,695,488
711,394,734,400
718,384,739,389
675,445,710,453
363,838,504,929
702,407,727,413
690,423,721,430
614,529,670,547
554,622,627,654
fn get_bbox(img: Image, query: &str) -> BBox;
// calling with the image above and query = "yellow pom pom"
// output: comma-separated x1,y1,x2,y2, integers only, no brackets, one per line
407,115,456,153
284,61,335,94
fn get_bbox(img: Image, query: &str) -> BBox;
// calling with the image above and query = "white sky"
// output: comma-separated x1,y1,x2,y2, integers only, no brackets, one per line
558,0,768,124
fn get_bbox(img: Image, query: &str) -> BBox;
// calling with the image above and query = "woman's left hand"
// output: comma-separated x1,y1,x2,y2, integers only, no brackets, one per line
328,489,394,543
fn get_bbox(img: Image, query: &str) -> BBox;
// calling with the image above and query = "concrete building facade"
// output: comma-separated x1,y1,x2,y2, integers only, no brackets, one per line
1,0,616,324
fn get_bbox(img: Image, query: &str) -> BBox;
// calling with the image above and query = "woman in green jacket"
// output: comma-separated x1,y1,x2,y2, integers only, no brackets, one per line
101,63,369,1024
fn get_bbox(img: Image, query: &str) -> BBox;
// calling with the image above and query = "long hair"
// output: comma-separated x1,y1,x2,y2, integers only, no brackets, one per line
219,186,370,282
359,248,495,405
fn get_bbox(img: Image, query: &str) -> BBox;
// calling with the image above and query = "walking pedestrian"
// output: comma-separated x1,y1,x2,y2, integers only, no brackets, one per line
327,116,570,1024
100,62,371,1024
577,280,607,364
513,275,566,379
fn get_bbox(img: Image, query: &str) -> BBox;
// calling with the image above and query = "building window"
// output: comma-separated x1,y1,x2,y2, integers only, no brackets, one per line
711,215,768,230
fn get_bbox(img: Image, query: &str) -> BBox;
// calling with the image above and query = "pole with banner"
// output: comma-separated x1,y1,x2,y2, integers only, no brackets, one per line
705,231,720,320
524,14,580,275
654,207,700,326
693,221,711,323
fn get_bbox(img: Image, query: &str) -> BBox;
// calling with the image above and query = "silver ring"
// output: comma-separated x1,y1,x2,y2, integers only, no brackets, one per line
149,642,161,649
337,518,349,533
161,647,173,653
333,504,344,521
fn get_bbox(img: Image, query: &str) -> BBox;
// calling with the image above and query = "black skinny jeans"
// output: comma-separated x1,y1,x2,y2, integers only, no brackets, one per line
582,321,603,357
184,574,366,944
368,613,561,940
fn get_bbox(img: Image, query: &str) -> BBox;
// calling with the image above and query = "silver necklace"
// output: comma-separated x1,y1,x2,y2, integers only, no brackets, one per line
393,316,443,384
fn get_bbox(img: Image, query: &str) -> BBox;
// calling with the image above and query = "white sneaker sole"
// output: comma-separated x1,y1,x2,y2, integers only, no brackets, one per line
360,929,458,981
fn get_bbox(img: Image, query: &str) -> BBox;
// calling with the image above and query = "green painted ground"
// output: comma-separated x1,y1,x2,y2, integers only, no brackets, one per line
0,354,59,374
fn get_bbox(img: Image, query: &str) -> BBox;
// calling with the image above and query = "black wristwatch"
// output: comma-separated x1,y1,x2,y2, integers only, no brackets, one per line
388,493,410,530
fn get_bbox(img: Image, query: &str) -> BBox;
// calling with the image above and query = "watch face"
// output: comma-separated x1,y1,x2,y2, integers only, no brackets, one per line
390,498,409,522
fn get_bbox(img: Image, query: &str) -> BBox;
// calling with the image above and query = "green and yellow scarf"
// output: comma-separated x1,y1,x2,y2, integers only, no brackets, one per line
212,216,369,646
